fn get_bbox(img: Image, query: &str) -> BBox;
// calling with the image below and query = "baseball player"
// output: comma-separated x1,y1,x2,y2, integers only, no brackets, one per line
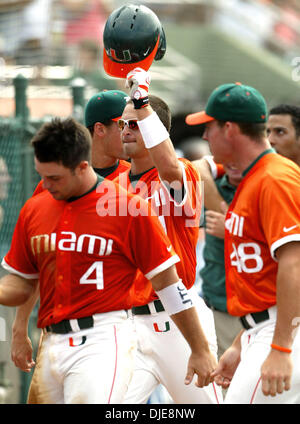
186,82,300,403
1,117,214,404
267,104,300,167
11,90,131,376
114,68,222,404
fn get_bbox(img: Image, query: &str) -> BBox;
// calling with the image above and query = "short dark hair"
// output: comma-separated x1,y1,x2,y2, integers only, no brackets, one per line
149,94,172,132
216,120,266,142
127,95,172,132
87,119,115,137
31,117,91,170
269,104,300,138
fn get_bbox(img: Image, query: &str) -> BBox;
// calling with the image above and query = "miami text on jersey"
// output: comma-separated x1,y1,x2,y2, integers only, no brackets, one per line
227,212,245,237
31,232,113,256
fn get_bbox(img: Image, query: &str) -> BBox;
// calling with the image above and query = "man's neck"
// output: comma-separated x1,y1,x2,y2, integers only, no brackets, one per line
92,154,118,169
234,138,271,174
78,168,98,197
294,151,300,167
129,156,154,175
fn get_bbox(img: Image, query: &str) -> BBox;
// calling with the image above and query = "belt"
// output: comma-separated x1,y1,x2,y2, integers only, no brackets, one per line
240,309,270,330
44,316,94,334
132,299,165,315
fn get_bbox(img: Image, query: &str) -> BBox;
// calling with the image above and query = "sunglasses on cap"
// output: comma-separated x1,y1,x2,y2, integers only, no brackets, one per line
117,118,139,131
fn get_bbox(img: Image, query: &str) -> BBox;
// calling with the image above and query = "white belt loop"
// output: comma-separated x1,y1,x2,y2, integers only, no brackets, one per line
148,302,157,315
268,306,277,321
126,309,133,319
244,313,257,328
69,319,81,332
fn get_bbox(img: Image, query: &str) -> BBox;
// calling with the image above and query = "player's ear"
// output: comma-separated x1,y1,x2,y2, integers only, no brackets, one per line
94,122,106,137
77,161,89,174
225,121,238,140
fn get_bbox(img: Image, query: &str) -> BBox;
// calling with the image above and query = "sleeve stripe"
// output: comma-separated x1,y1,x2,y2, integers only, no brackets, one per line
144,255,180,280
1,259,39,279
159,161,189,207
270,234,300,260
203,155,218,179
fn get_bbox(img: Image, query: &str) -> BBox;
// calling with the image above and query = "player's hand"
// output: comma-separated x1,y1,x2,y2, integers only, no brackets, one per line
126,67,150,108
205,210,226,239
185,349,218,388
211,346,241,388
11,331,35,372
260,349,293,396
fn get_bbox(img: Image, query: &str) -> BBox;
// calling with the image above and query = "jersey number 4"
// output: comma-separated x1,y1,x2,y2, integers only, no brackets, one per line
79,261,104,290
230,242,263,273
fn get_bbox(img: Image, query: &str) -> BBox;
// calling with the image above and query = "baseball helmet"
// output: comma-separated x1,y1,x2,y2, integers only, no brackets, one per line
103,4,166,78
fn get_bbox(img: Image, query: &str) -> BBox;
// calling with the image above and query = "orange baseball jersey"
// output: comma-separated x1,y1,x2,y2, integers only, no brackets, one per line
93,159,131,181
32,160,131,196
224,150,300,316
116,158,201,305
2,178,179,328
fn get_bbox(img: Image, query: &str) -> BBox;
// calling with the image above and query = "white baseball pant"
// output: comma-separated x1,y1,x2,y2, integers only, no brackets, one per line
224,306,300,404
28,310,137,404
124,287,223,404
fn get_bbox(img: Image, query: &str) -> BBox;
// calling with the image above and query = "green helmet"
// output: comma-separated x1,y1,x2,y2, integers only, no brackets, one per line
103,4,166,78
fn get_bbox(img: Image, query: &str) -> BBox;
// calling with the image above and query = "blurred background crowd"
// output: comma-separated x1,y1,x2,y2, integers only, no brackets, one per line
1,0,300,121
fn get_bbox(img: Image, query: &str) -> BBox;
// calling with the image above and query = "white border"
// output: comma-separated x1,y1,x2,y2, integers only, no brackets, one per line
145,255,180,280
270,234,300,260
159,161,188,208
1,259,39,279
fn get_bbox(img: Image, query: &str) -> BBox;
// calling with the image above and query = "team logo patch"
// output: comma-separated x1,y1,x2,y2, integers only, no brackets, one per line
153,322,170,333
69,336,87,347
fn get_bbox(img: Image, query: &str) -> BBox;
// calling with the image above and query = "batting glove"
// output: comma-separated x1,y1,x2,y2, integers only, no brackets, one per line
126,67,150,109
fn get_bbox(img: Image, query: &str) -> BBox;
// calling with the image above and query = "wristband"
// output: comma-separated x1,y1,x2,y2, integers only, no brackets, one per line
137,112,169,149
132,96,149,109
156,280,194,316
271,343,292,354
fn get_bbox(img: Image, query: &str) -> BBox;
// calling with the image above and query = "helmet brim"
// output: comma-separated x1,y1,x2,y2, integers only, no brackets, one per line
103,37,160,78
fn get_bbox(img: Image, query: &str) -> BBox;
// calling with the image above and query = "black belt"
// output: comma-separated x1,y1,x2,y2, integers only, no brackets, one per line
44,316,94,334
240,309,270,330
132,299,164,315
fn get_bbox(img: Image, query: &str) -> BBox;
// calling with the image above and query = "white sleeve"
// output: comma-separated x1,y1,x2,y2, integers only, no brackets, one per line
1,258,39,279
203,155,218,180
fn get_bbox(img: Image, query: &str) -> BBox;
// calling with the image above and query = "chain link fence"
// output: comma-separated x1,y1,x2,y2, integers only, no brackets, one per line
0,74,86,403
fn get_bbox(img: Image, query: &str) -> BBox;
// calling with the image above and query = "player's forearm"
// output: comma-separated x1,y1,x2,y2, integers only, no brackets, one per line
12,284,39,335
136,106,183,184
171,307,211,354
151,267,211,353
192,158,224,213
272,242,300,349
0,274,37,307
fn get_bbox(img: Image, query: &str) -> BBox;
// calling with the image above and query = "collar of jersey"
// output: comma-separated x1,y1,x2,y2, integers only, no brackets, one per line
129,166,155,182
242,148,275,178
93,161,119,178
66,174,104,203
219,174,237,190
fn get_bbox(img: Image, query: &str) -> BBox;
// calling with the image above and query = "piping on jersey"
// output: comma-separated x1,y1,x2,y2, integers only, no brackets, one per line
212,382,220,404
108,325,118,404
250,377,261,404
